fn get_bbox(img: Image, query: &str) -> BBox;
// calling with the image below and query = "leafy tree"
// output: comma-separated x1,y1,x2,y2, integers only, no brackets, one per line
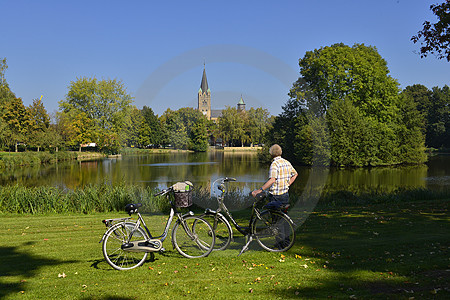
28,97,50,132
2,97,33,151
247,107,271,146
395,94,427,163
160,107,208,151
59,77,133,152
286,43,425,166
264,98,307,162
218,107,246,146
401,84,432,131
290,43,400,121
428,85,450,148
189,117,209,152
125,107,143,147
141,106,163,147
412,0,450,61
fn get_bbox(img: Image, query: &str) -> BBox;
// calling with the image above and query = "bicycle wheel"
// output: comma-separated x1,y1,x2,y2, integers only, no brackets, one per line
252,210,295,252
199,213,232,251
172,216,215,258
102,222,149,270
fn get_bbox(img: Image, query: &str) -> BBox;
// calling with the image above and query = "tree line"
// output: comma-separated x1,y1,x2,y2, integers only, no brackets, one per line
0,59,272,154
263,43,449,167
1,43,448,166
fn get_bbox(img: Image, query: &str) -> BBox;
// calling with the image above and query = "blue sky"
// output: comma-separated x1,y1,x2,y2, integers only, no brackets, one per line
1,0,448,117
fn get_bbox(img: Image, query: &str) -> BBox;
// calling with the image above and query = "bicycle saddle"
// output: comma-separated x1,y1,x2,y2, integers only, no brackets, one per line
125,203,142,215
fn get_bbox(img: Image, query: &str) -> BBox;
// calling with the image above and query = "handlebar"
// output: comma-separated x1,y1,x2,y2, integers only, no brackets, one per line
154,187,173,197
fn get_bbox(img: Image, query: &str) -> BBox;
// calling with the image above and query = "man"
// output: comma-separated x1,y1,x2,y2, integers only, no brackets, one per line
252,144,298,206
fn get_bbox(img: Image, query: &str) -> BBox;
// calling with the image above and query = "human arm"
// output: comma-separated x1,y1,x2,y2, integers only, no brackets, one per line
251,177,275,197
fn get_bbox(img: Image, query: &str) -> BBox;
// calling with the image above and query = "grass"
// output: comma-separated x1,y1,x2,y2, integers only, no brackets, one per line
0,197,448,299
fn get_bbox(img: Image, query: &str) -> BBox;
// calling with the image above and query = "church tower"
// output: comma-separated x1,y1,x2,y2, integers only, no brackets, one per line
237,95,246,111
198,65,211,119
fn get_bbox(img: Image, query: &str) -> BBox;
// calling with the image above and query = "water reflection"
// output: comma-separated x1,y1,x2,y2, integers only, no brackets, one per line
0,152,448,194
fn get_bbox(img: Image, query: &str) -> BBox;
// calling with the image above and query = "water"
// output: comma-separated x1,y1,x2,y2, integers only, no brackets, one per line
1,152,449,194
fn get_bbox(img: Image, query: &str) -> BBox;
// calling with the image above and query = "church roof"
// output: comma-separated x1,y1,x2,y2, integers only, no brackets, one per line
200,67,209,93
238,96,245,105
210,109,222,119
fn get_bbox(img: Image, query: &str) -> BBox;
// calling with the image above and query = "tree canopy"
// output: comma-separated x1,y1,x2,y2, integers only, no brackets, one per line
412,0,450,61
59,77,133,153
271,43,427,166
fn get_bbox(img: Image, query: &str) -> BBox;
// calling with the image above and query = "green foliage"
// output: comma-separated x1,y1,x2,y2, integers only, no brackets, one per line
280,43,426,166
161,107,209,151
0,151,77,169
412,0,450,61
402,84,450,149
58,77,133,153
428,85,450,148
218,106,247,146
0,183,170,214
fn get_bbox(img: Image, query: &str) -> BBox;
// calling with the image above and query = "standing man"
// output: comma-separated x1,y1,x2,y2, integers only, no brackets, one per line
252,144,298,206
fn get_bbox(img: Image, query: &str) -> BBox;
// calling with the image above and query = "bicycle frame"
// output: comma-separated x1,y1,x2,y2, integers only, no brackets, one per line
100,199,195,253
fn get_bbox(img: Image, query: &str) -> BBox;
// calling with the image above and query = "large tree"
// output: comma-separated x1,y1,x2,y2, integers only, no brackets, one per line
286,43,426,166
218,106,247,147
59,77,133,153
412,0,450,61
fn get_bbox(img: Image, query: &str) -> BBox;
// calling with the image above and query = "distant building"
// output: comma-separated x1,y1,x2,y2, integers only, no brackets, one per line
197,65,245,122
237,95,246,111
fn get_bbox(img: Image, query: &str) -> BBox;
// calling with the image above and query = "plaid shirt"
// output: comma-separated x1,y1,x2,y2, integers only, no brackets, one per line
268,156,297,196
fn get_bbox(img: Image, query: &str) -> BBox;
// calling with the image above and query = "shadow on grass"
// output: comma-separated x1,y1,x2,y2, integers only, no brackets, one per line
0,242,76,299
90,252,156,270
269,200,449,298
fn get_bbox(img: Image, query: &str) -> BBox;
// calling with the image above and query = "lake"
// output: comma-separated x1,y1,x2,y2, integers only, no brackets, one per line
1,151,449,196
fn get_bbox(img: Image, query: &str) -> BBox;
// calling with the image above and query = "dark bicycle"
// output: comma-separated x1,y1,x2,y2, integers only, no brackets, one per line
197,177,295,256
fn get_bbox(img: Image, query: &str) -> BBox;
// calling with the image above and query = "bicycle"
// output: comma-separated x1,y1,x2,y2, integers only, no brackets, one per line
100,181,215,270
197,177,296,256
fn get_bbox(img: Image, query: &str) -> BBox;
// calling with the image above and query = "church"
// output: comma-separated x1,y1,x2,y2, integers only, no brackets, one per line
197,65,245,122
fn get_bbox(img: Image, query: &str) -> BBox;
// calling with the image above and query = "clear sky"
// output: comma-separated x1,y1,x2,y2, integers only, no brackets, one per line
1,0,448,117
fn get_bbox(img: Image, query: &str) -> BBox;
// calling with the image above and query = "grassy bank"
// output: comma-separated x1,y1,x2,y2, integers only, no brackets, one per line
0,151,106,169
0,197,448,299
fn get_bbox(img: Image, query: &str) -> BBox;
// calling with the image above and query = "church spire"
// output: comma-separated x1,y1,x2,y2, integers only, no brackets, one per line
200,64,209,94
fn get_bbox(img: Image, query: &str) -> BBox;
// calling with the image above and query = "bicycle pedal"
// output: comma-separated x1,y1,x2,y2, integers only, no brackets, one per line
159,247,166,253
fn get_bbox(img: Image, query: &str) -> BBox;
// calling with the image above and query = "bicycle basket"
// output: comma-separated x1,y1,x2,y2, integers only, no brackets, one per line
172,181,193,208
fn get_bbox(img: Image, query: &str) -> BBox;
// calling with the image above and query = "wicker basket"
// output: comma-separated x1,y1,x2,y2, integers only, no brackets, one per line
172,181,193,208
174,191,193,208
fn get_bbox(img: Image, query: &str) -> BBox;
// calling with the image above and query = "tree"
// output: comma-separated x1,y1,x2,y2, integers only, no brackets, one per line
428,85,450,148
412,0,450,61
218,107,246,146
59,77,133,152
28,97,50,132
286,43,425,166
141,106,163,147
290,43,400,121
247,107,271,146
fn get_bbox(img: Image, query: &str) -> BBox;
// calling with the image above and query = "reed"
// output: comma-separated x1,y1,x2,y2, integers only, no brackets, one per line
1,183,448,215
0,151,78,169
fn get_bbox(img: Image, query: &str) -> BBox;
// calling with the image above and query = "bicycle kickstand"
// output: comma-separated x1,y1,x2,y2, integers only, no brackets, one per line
238,234,254,256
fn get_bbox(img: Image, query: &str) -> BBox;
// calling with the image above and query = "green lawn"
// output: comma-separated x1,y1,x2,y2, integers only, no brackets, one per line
0,198,448,299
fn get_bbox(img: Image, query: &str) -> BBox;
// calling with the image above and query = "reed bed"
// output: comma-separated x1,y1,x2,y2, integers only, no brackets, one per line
0,183,170,214
0,151,78,169
1,182,448,215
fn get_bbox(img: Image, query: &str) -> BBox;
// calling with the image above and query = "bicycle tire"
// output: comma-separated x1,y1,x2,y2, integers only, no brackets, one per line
102,222,149,270
172,216,215,258
199,213,232,251
252,210,295,252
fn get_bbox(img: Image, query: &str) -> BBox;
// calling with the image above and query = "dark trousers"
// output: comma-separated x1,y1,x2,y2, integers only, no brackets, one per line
267,193,290,248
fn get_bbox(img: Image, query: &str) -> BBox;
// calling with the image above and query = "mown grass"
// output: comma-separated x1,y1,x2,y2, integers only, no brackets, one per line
0,197,448,299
